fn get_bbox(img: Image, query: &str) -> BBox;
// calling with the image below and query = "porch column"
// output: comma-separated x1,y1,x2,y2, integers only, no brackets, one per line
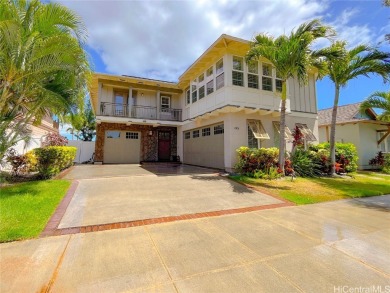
156,90,160,120
128,87,132,117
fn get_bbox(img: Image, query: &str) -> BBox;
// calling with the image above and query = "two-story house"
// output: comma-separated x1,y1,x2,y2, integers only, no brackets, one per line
90,34,318,172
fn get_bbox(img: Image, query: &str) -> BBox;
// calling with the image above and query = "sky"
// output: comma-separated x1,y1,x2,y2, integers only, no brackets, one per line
57,0,389,113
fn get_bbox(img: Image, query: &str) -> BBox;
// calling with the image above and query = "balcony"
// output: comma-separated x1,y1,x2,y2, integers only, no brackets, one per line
100,102,182,122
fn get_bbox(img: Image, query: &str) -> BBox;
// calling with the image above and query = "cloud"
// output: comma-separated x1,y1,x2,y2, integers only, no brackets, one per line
58,0,327,81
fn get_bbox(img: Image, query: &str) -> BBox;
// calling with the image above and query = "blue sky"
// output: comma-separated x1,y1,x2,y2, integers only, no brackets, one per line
59,0,389,112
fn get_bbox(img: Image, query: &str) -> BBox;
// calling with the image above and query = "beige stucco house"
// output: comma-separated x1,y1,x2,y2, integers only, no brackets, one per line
90,34,318,172
318,103,390,169
13,115,59,154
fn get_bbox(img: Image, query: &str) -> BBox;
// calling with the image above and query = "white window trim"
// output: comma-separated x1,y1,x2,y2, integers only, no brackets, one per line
273,121,293,141
160,95,171,112
296,123,317,141
248,120,270,140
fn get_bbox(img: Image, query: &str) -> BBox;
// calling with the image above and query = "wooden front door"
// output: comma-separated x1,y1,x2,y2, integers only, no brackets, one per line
158,131,171,161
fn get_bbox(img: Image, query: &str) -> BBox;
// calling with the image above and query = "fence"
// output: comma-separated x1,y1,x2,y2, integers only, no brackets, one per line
67,140,95,163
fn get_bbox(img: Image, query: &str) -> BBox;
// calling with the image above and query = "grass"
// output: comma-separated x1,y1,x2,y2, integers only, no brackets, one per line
0,179,71,242
230,171,390,205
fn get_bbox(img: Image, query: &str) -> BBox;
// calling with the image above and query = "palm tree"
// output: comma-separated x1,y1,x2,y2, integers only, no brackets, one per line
360,91,390,122
246,19,337,172
326,41,390,175
0,0,91,160
66,101,96,141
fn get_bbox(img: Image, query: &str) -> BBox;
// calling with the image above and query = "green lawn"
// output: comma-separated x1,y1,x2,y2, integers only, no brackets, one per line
0,180,71,242
230,171,390,205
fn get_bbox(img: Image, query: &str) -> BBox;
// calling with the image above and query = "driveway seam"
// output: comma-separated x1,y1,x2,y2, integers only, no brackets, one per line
41,235,72,293
144,226,180,293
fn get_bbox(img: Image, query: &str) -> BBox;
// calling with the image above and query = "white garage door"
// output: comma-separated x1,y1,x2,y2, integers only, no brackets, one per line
104,131,141,164
183,123,224,169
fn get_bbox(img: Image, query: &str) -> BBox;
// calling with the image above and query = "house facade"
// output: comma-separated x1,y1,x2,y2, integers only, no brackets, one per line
318,103,390,169
90,34,319,172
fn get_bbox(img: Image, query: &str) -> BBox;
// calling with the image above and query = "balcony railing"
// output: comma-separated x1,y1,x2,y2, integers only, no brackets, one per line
99,102,182,122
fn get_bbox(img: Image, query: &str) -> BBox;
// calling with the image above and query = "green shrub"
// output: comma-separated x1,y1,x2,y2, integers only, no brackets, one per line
310,142,358,173
290,148,322,177
235,147,281,179
34,146,76,178
383,154,390,174
25,150,38,172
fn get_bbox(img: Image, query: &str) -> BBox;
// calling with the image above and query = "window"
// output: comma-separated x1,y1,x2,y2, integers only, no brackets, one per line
206,66,213,77
232,71,244,86
273,121,292,147
186,88,190,105
248,74,259,89
378,131,390,152
248,126,259,148
202,127,211,136
199,86,205,99
207,80,214,95
232,56,244,86
214,124,224,135
276,71,283,92
193,130,199,138
233,56,243,71
114,92,127,116
248,120,270,139
126,132,138,139
216,59,224,75
198,73,204,83
295,123,317,141
161,96,170,111
262,64,272,91
184,132,191,139
106,131,120,139
248,61,258,74
216,73,224,90
192,85,197,103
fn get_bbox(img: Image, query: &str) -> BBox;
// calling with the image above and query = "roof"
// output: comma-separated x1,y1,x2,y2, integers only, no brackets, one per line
318,103,377,126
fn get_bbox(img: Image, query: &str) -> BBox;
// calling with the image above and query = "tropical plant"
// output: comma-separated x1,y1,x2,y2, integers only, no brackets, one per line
360,91,390,122
290,148,322,177
246,19,338,172
0,0,91,161
42,132,68,147
65,101,96,141
325,41,390,175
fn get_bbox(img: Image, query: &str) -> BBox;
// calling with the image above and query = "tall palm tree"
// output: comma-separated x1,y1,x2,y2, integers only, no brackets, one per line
0,0,91,160
246,19,337,172
360,91,390,122
326,41,390,175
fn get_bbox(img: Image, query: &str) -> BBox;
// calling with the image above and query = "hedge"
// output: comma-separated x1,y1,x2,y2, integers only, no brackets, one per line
34,146,77,178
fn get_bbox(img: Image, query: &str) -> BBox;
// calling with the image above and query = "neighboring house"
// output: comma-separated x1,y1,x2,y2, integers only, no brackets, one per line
318,103,390,169
13,115,59,154
90,34,319,172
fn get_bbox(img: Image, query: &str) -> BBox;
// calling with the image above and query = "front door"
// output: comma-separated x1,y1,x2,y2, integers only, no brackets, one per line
158,131,171,161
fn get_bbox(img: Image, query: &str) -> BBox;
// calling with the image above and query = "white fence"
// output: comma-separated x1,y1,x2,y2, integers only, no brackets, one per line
67,140,95,163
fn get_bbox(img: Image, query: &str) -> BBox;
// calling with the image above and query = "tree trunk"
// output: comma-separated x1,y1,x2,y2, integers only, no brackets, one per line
278,81,287,173
329,84,340,176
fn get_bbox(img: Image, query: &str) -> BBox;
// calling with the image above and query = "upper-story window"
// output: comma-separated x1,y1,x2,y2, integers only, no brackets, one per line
262,64,273,91
206,66,213,77
207,80,214,95
247,61,259,89
216,73,224,90
161,96,170,111
186,88,190,105
232,56,244,87
275,71,283,92
216,59,224,75
192,85,197,103
199,86,205,99
198,73,205,83
378,131,390,153
114,91,127,116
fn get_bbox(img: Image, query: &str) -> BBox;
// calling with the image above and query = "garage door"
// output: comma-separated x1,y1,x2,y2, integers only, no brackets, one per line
104,131,141,164
183,123,224,169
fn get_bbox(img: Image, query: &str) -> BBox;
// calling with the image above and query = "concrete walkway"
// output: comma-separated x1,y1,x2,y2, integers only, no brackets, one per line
57,165,284,229
2,196,390,292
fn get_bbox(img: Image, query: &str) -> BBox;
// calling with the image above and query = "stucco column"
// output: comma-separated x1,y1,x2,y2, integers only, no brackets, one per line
128,87,132,117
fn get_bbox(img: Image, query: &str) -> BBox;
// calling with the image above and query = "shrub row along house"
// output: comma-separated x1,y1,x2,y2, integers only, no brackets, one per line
90,34,318,171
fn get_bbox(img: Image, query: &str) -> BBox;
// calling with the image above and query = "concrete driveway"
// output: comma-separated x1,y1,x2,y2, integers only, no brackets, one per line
57,165,285,229
2,196,389,292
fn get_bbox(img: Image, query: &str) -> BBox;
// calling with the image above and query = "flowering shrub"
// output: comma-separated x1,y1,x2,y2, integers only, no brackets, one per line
42,132,68,147
369,152,390,174
292,126,305,148
5,149,37,176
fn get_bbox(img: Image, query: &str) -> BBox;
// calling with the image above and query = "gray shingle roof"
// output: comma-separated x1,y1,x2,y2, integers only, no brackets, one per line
318,103,375,126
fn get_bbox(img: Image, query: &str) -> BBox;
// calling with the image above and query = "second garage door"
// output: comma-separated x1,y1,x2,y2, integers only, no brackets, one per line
183,123,224,169
104,130,141,164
